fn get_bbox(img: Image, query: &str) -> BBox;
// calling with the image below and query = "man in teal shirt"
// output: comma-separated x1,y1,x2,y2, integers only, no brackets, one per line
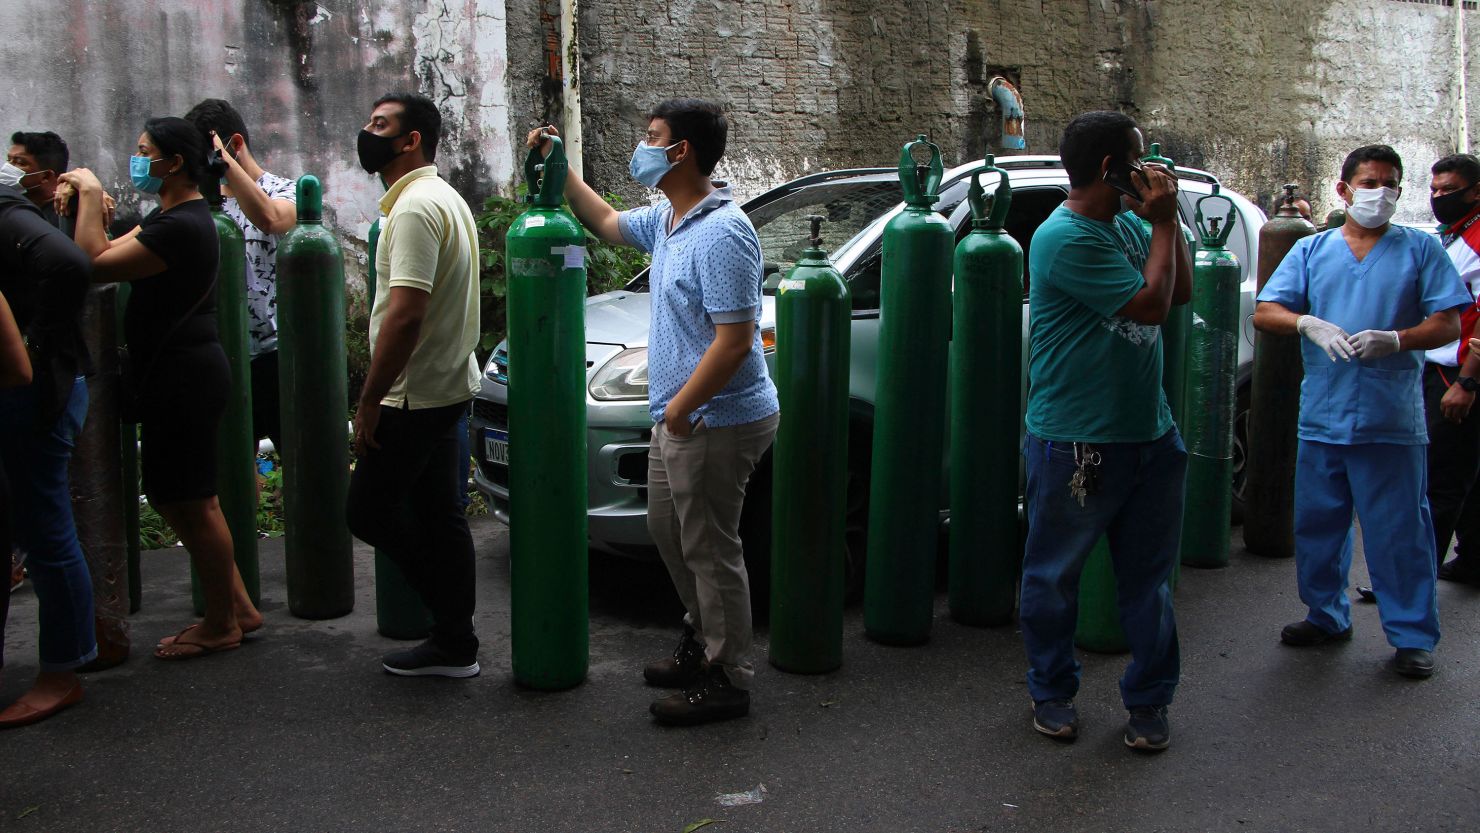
1020,111,1190,752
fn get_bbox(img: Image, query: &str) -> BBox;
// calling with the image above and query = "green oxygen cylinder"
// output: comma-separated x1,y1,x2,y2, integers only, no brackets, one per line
948,159,1023,627
506,135,589,689
1074,538,1124,653
116,282,141,613
1243,185,1317,559
864,135,954,646
770,215,851,674
189,170,260,615
366,217,435,640
1181,194,1242,568
276,175,354,619
1141,144,1195,428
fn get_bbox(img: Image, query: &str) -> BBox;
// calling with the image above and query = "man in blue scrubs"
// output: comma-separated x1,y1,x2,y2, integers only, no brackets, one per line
1255,145,1469,679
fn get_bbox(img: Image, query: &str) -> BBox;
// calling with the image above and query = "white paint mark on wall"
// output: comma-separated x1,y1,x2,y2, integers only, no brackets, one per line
410,0,514,187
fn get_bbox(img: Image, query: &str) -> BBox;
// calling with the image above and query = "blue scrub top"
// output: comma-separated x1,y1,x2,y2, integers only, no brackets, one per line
1258,224,1469,445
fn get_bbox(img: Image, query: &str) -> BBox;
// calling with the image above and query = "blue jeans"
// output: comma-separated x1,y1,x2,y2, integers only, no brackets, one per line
0,377,98,671
1019,429,1185,709
1294,440,1439,650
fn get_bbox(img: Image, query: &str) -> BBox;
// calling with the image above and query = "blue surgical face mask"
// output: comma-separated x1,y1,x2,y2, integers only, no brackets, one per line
629,141,678,188
130,154,166,194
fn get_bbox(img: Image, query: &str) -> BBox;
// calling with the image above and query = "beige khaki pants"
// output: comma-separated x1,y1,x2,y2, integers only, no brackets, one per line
647,412,779,689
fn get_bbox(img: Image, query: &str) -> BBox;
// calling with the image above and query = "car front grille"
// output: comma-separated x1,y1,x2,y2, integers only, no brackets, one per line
472,399,507,427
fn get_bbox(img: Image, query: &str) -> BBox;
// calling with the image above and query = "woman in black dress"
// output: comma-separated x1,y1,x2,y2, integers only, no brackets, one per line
62,117,262,659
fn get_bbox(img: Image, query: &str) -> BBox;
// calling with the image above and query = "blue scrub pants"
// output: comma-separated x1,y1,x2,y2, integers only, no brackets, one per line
1294,440,1440,650
1020,428,1186,708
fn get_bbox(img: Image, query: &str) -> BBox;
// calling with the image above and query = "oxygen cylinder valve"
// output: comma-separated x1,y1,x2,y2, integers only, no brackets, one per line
807,214,825,249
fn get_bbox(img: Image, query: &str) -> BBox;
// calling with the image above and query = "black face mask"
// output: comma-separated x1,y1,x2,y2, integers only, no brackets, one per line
1432,186,1479,227
357,129,407,174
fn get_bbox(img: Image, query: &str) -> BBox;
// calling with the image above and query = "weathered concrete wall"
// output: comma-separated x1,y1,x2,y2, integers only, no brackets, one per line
566,0,1142,204
3,1,1472,245
533,0,1475,225
0,0,512,261
1138,0,1476,224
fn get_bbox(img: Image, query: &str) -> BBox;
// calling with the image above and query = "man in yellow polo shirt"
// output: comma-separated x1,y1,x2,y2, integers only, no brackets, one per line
346,92,483,678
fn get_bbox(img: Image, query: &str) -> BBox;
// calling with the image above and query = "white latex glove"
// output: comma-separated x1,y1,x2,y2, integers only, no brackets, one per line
1296,315,1356,362
1347,329,1401,360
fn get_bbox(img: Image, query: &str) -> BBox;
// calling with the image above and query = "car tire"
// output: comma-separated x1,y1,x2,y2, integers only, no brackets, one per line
1230,382,1250,526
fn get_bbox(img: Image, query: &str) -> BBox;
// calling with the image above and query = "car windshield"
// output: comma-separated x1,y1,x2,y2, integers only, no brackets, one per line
747,179,904,287
624,178,904,292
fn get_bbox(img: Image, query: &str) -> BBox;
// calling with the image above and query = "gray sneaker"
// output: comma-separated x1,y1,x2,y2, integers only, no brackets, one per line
1124,705,1171,752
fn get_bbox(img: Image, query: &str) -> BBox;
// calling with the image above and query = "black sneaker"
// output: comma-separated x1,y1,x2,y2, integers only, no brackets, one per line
1124,705,1171,752
643,626,705,688
1438,559,1480,587
1031,698,1078,741
1393,648,1435,679
650,665,750,726
1280,620,1353,647
382,639,480,678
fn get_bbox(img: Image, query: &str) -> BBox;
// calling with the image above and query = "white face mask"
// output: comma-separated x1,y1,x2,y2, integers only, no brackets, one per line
0,162,24,189
1346,185,1400,229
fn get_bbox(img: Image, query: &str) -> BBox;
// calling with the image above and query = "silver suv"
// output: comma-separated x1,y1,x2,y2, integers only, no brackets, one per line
471,156,1268,591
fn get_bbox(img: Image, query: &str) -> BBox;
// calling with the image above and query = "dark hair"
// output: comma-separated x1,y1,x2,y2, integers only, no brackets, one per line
1432,153,1480,188
1059,111,1139,189
373,92,441,162
143,116,212,184
1340,144,1403,183
9,131,68,173
647,99,728,176
183,98,251,148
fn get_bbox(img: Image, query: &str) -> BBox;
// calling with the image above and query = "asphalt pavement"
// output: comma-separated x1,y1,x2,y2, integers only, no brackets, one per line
1,518,1477,832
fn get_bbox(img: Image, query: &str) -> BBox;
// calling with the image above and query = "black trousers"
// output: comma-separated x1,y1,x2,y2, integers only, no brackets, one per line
1423,362,1480,565
346,399,477,652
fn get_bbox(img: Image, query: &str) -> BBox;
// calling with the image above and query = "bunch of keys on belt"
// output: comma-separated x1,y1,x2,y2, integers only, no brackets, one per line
1068,442,1101,507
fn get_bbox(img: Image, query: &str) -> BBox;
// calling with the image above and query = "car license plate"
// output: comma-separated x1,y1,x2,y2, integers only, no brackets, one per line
484,428,509,466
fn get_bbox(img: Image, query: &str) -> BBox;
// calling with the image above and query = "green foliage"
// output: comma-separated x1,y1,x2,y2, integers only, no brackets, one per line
256,455,286,537
137,498,179,550
473,187,650,357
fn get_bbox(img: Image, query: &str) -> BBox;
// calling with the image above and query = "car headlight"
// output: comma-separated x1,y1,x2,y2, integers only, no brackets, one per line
589,347,649,401
483,347,508,384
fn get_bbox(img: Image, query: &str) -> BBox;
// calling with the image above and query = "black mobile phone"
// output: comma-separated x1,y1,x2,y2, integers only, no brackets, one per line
1103,159,1145,201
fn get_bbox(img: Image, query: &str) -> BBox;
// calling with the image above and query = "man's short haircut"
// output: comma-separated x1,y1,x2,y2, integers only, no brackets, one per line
373,92,441,162
647,99,728,176
1059,111,1139,189
1340,144,1404,183
9,131,68,173
183,98,251,148
1432,153,1480,188
144,116,210,184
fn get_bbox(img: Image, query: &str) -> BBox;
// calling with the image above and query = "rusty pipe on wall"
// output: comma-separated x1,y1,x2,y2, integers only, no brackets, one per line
989,77,1025,150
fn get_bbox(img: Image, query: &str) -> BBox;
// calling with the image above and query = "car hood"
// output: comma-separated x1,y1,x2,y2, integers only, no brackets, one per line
582,289,776,349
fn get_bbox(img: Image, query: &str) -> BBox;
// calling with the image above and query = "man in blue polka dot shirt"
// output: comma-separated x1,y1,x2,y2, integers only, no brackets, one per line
527,99,779,726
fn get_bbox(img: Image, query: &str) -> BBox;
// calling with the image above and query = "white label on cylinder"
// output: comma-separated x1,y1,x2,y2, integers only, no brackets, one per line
555,245,587,269
526,215,546,227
